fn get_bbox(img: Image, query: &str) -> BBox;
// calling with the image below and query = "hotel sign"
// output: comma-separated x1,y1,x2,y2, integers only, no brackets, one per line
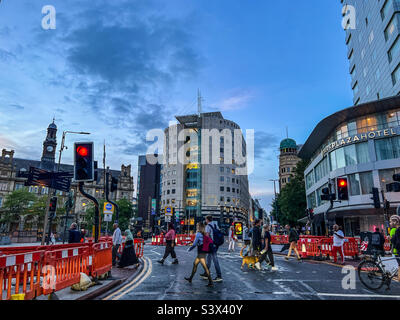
322,127,400,156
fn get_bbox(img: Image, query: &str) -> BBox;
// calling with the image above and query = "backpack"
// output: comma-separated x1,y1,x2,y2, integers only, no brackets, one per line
371,233,382,246
210,224,224,247
202,234,214,253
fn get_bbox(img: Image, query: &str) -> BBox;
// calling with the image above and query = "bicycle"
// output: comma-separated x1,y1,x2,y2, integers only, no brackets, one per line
357,249,399,291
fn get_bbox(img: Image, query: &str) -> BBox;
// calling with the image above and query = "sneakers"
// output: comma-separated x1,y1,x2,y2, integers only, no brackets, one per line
213,277,223,282
255,262,261,270
200,272,208,278
271,266,278,271
157,259,164,264
284,256,289,261
172,259,179,264
206,282,214,287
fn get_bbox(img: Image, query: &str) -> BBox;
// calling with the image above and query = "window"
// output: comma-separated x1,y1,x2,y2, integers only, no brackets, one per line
349,173,361,196
307,192,316,209
379,168,400,190
232,178,235,183
314,157,329,182
389,36,400,63
220,186,224,192
172,180,176,185
220,176,224,182
220,196,224,202
306,171,315,189
220,167,224,173
172,189,176,194
356,142,370,164
232,188,235,193
392,63,400,85
381,0,393,20
385,14,399,41
376,136,400,160
359,172,374,194
227,187,231,192
167,190,170,195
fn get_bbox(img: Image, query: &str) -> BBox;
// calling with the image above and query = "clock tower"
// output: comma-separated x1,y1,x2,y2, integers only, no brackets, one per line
41,119,57,164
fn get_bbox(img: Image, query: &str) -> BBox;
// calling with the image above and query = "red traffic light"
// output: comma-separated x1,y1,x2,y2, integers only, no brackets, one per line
77,146,89,157
180,221,184,225
338,179,347,187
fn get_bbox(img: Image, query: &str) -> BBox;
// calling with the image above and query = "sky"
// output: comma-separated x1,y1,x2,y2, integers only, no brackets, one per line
0,0,353,211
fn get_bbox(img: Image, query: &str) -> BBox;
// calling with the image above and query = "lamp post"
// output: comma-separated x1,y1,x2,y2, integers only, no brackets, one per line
269,179,279,226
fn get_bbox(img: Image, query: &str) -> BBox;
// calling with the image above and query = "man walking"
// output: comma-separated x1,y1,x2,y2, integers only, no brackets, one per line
68,223,81,244
201,215,223,282
260,224,277,271
112,223,122,266
252,219,262,270
242,223,251,256
332,224,345,264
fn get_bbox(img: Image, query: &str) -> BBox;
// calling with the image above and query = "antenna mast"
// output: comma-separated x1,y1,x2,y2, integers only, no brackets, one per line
197,89,202,116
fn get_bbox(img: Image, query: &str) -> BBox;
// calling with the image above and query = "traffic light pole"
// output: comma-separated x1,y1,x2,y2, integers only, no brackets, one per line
78,182,100,243
105,169,119,223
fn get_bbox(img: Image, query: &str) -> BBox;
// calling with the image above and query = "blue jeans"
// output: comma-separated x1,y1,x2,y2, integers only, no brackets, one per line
206,247,222,278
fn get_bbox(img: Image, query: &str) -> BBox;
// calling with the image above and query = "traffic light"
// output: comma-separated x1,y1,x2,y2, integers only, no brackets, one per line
74,142,94,182
337,177,349,201
387,174,400,192
180,220,184,226
308,208,314,220
371,187,381,209
110,176,118,192
49,196,57,219
320,187,331,201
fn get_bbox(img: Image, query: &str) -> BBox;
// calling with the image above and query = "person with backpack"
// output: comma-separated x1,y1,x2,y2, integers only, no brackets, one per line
185,222,213,287
200,215,223,282
284,224,301,261
389,215,400,257
371,227,385,255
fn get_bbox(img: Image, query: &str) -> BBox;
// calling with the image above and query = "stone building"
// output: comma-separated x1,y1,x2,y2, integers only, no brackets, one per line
278,138,301,191
0,121,134,234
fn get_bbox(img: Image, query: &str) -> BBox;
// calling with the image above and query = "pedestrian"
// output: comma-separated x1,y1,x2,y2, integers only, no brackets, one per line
200,215,223,282
260,224,277,271
389,216,399,257
118,229,140,268
242,223,252,256
185,222,213,287
389,215,400,280
112,223,122,266
284,224,301,261
50,232,56,245
80,229,86,243
252,219,263,270
158,222,179,265
371,227,385,255
228,226,237,252
331,224,345,264
68,223,81,244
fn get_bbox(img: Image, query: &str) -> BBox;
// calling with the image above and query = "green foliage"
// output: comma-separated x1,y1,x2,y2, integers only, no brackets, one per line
83,198,133,233
271,159,309,226
0,189,37,228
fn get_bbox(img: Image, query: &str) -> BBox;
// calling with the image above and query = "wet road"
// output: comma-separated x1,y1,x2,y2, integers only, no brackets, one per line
104,242,400,300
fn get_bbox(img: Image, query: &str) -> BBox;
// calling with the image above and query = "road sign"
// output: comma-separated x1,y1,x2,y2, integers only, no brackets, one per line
165,216,171,223
104,213,113,222
165,206,173,216
104,202,114,214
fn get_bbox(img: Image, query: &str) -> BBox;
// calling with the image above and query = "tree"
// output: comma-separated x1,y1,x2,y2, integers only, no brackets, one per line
0,189,37,231
271,159,309,226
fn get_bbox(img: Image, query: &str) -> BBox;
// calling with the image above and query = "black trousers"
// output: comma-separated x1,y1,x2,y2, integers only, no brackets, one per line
112,244,121,265
260,247,274,267
162,240,177,260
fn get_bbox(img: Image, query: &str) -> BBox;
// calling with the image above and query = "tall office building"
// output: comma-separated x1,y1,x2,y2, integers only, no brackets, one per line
137,154,161,231
342,0,400,105
160,112,250,232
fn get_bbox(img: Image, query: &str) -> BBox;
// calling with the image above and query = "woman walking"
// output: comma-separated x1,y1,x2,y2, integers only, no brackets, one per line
228,226,237,252
284,224,301,261
158,222,179,265
118,229,140,268
185,222,213,287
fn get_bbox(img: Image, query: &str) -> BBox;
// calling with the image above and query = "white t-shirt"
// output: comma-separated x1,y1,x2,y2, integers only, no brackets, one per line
333,230,345,247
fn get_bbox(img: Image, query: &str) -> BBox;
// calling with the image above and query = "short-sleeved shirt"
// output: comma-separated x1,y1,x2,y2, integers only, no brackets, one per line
333,230,345,247
263,231,271,249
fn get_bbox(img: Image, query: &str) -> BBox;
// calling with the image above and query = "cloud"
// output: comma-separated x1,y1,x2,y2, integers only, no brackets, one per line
9,104,24,110
218,92,254,111
254,131,279,159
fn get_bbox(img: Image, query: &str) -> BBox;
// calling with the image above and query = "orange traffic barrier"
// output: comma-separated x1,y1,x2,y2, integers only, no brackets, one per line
41,246,90,295
134,239,144,258
343,238,359,258
0,251,43,300
91,242,112,278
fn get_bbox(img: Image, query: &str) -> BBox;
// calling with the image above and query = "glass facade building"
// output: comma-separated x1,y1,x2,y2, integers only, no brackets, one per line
299,96,400,236
342,0,400,104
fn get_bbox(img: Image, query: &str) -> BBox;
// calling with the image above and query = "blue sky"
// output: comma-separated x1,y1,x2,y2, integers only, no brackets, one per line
0,0,353,210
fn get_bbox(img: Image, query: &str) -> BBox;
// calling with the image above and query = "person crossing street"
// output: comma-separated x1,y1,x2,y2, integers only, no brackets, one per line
260,224,277,271
158,222,179,265
284,224,301,261
331,224,345,264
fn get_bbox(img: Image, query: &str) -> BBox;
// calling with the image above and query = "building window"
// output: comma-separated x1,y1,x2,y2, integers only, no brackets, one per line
379,168,400,190
307,192,316,209
220,196,224,202
167,190,170,195
172,189,175,194
220,167,224,173
381,0,393,20
232,188,235,193
227,187,231,192
376,136,400,160
220,186,224,192
392,63,400,85
384,13,399,41
220,176,224,182
389,36,400,63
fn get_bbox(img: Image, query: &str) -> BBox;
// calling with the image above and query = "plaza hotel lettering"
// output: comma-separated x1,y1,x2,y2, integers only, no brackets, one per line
322,127,399,155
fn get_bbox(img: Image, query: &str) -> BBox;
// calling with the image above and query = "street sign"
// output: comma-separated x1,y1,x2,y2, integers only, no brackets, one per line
165,216,171,222
25,167,72,192
165,206,173,216
104,202,114,214
104,213,113,222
